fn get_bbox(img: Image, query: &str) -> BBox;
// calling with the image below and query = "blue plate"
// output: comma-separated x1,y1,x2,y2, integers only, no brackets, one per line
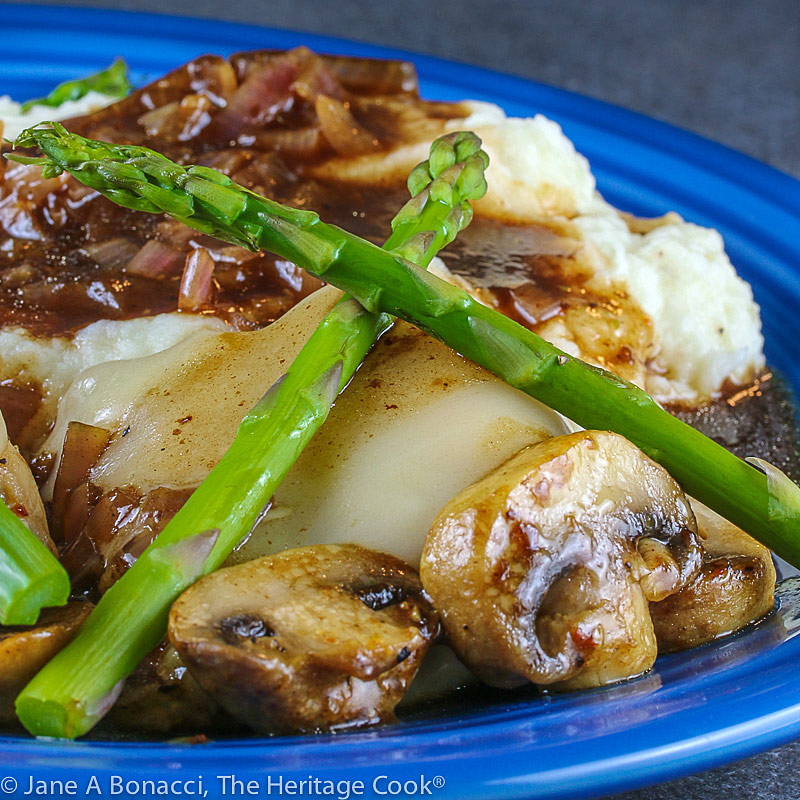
2,6,800,800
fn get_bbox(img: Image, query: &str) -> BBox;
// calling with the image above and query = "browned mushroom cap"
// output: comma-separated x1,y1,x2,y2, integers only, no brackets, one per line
168,544,440,733
420,431,703,690
650,501,776,652
0,602,93,724
106,640,235,734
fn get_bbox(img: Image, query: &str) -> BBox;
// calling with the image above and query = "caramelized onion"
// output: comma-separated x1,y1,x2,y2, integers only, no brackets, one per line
291,57,345,104
187,57,238,107
0,383,41,446
177,94,214,141
83,237,140,269
315,95,380,156
7,167,67,207
62,480,93,550
102,487,193,593
196,149,249,176
322,55,418,95
138,101,180,137
59,528,103,590
211,57,299,141
43,193,67,228
66,181,98,204
0,198,42,240
200,244,259,264
179,247,215,310
0,264,35,289
244,127,325,159
127,239,183,277
51,421,111,545
155,218,196,249
60,484,196,594
137,94,214,143
229,151,296,195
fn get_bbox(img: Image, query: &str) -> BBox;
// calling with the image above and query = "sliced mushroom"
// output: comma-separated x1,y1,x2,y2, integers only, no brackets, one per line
106,640,235,734
169,544,440,733
420,431,703,690
0,411,54,553
650,500,776,651
0,602,93,724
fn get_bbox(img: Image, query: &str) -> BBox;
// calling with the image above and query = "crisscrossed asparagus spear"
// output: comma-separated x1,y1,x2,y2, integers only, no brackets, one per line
10,122,800,573
20,58,131,113
9,128,488,739
0,499,70,625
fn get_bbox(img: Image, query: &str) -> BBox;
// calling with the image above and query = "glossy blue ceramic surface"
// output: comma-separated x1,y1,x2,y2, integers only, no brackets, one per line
1,6,800,799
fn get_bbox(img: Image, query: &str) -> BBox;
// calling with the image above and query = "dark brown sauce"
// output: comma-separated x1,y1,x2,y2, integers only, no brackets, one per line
0,49,465,337
0,381,41,442
1,45,628,370
440,217,653,381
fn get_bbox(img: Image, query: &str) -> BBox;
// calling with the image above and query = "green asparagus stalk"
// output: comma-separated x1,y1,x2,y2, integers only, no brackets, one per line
0,498,70,626
10,123,799,574
10,127,488,739
20,58,131,113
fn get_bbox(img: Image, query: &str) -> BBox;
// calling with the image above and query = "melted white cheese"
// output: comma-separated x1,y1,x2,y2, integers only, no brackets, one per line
234,320,570,567
41,286,568,570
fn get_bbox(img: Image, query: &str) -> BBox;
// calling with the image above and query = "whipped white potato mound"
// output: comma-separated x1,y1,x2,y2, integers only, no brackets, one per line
459,103,764,401
0,91,118,141
574,210,763,400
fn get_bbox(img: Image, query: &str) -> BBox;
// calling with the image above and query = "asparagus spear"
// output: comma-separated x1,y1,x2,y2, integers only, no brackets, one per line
10,123,799,571
0,498,70,625
20,58,131,113
10,128,488,739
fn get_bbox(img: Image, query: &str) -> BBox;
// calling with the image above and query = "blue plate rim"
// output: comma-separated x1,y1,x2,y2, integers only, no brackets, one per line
1,6,800,800
6,3,800,201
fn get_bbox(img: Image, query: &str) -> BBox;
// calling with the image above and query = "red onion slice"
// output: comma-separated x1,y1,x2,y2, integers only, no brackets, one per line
211,58,299,141
127,240,184,277
83,238,141,269
179,247,216,310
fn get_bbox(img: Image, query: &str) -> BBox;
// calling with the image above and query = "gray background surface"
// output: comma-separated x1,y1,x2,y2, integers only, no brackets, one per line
4,0,800,798
13,0,799,179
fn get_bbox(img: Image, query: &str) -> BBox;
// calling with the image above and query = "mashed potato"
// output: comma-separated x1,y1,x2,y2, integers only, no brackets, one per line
0,91,118,141
449,102,765,402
